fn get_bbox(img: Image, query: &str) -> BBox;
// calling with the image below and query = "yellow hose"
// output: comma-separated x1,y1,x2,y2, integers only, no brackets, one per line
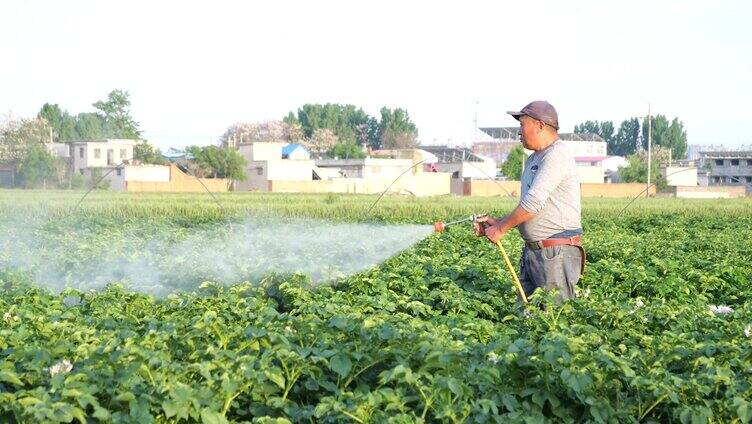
496,241,528,304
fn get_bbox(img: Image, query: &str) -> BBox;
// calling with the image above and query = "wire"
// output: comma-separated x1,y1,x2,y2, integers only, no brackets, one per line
617,166,703,216
363,159,426,218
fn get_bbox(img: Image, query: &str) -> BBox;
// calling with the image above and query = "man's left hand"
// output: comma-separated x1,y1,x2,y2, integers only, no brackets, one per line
484,224,506,244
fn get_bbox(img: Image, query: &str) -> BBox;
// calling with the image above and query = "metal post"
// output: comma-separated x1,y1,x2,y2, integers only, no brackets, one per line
647,103,652,197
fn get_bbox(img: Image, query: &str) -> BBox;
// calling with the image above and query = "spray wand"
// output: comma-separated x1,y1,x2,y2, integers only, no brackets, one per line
434,215,528,303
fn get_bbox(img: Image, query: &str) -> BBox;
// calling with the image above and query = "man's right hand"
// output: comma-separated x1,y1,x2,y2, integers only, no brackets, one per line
473,215,498,237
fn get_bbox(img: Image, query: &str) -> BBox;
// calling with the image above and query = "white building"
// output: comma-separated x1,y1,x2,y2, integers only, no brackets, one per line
236,142,315,191
84,164,170,191
68,139,137,175
660,165,698,186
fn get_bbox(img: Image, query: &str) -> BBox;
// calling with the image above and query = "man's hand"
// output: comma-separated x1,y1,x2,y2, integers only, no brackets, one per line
473,215,498,237
484,224,506,244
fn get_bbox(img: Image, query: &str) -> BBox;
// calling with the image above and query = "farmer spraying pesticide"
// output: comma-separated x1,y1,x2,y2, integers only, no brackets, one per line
480,101,585,302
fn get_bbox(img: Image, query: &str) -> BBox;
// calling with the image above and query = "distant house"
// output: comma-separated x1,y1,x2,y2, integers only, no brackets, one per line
282,144,310,160
419,146,497,180
235,142,316,191
68,139,137,175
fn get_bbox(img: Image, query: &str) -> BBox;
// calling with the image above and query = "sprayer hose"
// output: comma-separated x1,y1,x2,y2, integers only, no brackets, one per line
496,240,527,304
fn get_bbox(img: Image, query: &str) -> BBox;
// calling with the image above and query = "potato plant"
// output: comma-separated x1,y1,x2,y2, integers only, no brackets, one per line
1,192,751,423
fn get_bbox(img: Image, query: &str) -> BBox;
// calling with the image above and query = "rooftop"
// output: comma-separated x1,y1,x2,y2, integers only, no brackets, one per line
479,127,605,142
419,146,488,163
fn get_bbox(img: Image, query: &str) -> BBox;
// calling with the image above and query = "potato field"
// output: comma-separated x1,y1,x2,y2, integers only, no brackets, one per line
1,191,751,423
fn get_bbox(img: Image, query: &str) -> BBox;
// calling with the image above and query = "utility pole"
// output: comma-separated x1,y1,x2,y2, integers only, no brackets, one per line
647,103,652,198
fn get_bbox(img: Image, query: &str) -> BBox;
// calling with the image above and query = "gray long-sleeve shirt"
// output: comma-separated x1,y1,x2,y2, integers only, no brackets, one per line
518,140,582,242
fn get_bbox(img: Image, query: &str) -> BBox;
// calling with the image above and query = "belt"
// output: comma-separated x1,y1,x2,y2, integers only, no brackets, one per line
525,235,582,250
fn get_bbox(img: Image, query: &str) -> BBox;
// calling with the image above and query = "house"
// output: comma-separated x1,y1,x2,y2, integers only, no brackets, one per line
700,151,752,190
419,146,497,180
235,142,316,191
68,139,137,175
282,144,310,160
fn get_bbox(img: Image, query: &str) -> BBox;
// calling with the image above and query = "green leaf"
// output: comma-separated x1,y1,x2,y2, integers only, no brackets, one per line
0,371,23,386
329,353,352,378
264,369,286,390
200,408,228,424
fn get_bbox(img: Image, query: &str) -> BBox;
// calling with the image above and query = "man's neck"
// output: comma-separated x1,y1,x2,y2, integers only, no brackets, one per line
533,135,559,152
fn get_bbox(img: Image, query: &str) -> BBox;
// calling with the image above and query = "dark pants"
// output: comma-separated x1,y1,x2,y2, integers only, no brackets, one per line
519,245,583,303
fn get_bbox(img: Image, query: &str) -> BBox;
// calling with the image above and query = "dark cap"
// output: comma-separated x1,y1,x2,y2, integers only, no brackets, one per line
507,100,559,130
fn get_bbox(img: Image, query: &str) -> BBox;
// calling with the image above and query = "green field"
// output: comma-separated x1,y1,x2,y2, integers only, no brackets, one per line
1,191,751,423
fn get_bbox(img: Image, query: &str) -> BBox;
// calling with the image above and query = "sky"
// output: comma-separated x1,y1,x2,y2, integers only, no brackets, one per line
2,0,751,151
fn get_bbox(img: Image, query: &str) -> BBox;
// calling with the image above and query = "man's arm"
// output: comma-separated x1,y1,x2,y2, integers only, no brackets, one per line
484,205,536,243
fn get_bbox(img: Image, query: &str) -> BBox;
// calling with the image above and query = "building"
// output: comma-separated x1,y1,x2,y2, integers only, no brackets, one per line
419,146,497,179
282,144,310,160
236,142,315,191
660,163,698,186
68,139,137,175
700,151,752,190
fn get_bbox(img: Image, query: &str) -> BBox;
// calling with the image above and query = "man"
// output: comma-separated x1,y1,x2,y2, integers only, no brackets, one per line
477,100,584,301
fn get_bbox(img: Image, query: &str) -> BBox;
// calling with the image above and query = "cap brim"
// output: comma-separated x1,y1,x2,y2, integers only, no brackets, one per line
506,110,525,121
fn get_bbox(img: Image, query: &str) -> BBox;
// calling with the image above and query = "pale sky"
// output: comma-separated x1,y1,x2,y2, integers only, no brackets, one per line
2,0,751,151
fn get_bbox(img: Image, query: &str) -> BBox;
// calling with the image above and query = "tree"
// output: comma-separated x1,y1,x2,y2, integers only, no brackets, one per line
501,145,525,180
219,120,302,146
74,113,108,140
18,144,56,188
612,118,641,156
303,128,339,157
134,141,167,165
0,116,52,166
292,104,378,146
38,103,78,141
641,115,687,160
573,120,616,151
617,147,671,190
92,89,141,139
330,142,366,159
378,107,418,149
188,146,246,180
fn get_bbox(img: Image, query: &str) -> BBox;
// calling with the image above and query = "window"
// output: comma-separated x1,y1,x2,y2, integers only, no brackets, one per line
256,167,263,175
747,160,752,166
731,159,739,166
715,159,724,166
746,176,752,183
79,147,84,158
107,149,114,165
120,149,127,159
94,148,101,159
79,168,84,175
116,168,122,176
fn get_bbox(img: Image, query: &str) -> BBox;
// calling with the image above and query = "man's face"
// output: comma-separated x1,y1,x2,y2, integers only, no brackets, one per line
518,115,542,150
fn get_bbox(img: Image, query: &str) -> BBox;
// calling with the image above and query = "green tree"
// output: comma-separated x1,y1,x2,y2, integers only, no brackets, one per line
74,113,108,139
501,145,525,180
38,103,78,141
188,146,246,180
293,104,373,145
573,120,615,150
330,142,366,159
18,144,57,188
641,115,687,160
93,89,141,139
134,141,167,165
617,147,670,190
378,107,418,149
612,118,641,156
